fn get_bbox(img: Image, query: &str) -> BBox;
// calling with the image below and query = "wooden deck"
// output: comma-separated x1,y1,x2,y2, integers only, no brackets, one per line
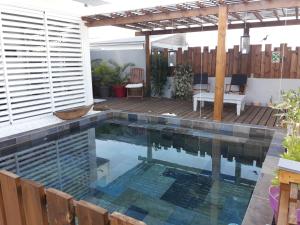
94,98,281,128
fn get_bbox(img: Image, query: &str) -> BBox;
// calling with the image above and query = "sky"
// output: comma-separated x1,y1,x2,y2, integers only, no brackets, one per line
0,0,299,49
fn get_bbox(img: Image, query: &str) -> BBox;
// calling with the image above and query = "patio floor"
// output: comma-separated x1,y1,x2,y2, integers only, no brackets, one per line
94,98,281,128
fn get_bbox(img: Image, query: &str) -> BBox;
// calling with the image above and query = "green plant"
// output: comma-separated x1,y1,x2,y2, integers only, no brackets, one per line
174,64,193,100
108,60,135,85
91,59,135,86
272,135,300,185
273,88,300,135
151,51,168,96
91,59,115,86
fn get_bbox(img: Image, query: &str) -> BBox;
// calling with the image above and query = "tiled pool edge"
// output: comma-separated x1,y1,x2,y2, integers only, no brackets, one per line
0,110,284,225
241,129,285,225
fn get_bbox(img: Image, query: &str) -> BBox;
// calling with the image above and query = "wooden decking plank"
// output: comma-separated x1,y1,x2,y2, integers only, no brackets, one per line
258,107,274,126
95,98,279,128
267,109,279,127
242,106,262,124
234,105,256,123
251,106,269,125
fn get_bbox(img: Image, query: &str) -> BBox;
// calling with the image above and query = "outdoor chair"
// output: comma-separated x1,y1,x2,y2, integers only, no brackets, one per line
193,73,210,93
125,68,144,99
225,74,248,95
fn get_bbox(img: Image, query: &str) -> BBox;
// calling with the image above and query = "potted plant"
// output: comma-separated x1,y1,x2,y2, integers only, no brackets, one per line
174,64,194,100
269,88,300,221
91,59,115,98
109,60,135,98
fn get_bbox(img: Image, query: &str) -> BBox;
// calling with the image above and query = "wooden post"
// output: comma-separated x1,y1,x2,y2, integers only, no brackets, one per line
213,4,228,121
145,35,151,96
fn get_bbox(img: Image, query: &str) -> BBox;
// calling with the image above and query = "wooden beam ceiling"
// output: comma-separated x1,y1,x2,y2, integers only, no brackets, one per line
273,10,280,21
252,11,263,22
135,19,300,36
84,0,300,27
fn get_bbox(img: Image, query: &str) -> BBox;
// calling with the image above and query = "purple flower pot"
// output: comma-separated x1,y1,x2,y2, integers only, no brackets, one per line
269,186,280,218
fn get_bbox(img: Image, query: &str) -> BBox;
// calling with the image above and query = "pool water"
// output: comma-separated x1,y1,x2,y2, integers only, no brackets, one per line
0,121,271,225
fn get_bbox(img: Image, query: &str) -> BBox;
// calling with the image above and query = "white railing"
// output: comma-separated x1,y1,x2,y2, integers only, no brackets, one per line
0,5,92,126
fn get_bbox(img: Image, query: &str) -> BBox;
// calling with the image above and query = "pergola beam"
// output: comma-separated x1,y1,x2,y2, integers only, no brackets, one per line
273,10,280,21
83,0,300,27
135,19,300,36
253,11,263,22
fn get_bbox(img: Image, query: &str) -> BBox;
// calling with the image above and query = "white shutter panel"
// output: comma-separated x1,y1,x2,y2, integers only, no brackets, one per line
0,16,10,126
47,15,85,111
1,10,52,121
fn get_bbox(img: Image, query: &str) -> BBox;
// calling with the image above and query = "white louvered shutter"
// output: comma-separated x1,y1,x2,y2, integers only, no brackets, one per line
0,5,90,126
0,16,10,125
1,9,52,121
47,15,86,111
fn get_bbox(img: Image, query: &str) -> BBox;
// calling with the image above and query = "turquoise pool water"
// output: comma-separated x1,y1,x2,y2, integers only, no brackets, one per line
0,121,271,225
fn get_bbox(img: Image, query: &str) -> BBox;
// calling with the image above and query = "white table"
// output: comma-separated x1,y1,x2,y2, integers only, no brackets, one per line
193,92,246,116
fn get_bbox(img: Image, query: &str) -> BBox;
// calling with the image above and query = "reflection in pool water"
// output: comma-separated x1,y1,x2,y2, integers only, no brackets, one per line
0,121,271,225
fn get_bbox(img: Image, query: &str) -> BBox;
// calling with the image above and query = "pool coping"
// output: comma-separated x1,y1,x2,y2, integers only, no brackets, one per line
0,110,285,224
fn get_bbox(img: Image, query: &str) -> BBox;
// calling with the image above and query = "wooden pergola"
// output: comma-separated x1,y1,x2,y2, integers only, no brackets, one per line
82,0,300,121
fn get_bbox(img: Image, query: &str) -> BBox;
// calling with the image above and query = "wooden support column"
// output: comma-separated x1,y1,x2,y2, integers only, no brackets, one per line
213,4,228,121
145,35,151,96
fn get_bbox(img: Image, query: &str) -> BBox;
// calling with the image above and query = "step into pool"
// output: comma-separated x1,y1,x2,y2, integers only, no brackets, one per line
0,119,272,225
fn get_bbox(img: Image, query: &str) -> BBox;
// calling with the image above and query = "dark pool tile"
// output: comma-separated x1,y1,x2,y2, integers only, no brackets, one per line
128,113,138,122
180,119,193,128
125,205,148,221
265,129,275,139
158,117,167,125
89,115,98,122
119,112,128,120
249,127,266,139
137,113,147,122
147,116,158,124
16,134,31,144
192,121,206,129
0,138,16,150
70,121,80,131
166,117,180,126
31,130,47,141
46,133,59,142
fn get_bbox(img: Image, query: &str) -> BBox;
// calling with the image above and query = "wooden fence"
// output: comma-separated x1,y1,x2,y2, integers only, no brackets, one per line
0,170,146,225
162,43,300,79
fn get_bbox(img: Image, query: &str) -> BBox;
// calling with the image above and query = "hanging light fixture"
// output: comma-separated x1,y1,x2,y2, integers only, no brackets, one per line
240,12,250,54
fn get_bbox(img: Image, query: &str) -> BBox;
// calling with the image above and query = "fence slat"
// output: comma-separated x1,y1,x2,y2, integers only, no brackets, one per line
110,212,147,225
0,170,26,225
21,179,48,225
172,43,300,79
76,200,109,225
46,188,75,225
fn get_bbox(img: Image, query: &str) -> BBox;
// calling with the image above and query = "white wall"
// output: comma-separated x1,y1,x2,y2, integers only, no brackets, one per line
206,78,300,106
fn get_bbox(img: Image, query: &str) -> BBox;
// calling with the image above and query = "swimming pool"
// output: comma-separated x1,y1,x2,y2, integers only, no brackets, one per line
0,118,272,225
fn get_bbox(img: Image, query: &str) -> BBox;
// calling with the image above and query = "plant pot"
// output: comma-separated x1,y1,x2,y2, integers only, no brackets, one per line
269,185,279,219
112,85,126,98
99,86,110,98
